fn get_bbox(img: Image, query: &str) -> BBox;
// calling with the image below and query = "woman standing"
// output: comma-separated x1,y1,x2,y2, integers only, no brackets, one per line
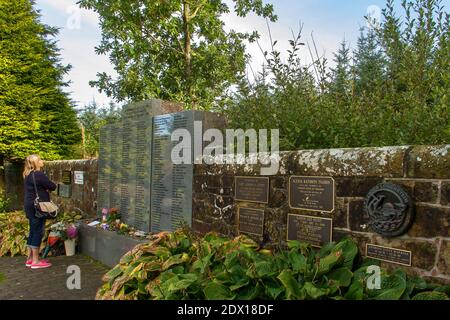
23,154,56,269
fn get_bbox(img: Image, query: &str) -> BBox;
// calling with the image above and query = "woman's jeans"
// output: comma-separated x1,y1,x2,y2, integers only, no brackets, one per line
25,205,45,249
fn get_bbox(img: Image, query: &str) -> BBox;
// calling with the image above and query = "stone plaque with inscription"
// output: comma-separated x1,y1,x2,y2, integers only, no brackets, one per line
151,110,226,233
62,170,72,185
235,177,269,203
366,244,412,266
289,176,335,212
109,123,122,211
151,112,194,233
97,100,172,230
98,124,112,214
58,183,72,198
287,214,332,247
238,207,264,236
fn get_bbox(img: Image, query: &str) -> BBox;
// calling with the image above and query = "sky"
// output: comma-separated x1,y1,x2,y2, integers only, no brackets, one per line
34,0,449,109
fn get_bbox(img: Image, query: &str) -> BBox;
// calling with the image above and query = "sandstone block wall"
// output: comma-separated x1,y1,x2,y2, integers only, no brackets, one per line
192,145,450,283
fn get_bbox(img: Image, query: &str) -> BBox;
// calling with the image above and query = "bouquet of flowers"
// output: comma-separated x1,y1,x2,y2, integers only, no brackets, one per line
50,221,78,241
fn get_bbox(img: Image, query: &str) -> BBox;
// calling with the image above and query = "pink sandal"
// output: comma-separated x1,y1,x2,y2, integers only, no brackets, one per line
26,259,48,267
30,260,52,269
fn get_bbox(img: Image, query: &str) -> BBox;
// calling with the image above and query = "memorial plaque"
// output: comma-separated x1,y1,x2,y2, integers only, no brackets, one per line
58,183,72,198
365,183,414,237
238,207,264,236
151,112,194,233
133,103,153,232
74,171,84,185
366,244,412,266
62,170,72,185
287,214,332,247
289,176,335,212
235,177,269,203
109,123,122,210
98,124,112,215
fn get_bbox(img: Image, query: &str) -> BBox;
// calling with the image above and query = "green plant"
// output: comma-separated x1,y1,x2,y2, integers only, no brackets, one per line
0,196,11,213
96,230,448,300
223,0,450,150
0,211,29,256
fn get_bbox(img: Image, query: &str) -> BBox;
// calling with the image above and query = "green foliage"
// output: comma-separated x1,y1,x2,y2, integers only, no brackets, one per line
0,196,11,213
223,0,450,150
0,210,83,257
77,101,122,158
0,0,81,161
96,230,448,300
78,0,277,109
0,211,29,256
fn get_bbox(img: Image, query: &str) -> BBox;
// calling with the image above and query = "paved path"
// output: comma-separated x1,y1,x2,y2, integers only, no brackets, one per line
0,255,109,300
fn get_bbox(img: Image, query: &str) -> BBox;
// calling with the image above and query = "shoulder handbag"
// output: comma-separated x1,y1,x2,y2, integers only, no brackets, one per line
32,171,59,219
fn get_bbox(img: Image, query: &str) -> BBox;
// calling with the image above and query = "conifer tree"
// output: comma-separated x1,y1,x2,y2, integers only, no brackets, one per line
0,0,81,162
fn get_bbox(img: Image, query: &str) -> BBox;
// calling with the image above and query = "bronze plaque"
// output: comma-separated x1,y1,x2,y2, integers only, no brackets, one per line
58,183,72,198
235,177,269,203
365,183,414,237
366,244,412,266
289,176,335,212
238,207,264,236
62,170,72,185
287,214,332,247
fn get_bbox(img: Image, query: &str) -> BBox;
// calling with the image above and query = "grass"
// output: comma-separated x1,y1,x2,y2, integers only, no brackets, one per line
0,272,5,284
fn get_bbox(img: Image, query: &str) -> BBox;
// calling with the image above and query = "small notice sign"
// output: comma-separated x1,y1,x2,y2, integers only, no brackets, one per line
287,214,333,247
74,171,84,185
366,244,412,266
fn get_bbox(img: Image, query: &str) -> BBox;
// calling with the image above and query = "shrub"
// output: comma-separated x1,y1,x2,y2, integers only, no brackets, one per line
0,210,84,257
96,230,448,300
0,196,11,213
0,211,29,256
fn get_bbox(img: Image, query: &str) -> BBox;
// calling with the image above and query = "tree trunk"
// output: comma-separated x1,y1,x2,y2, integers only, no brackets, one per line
183,1,193,103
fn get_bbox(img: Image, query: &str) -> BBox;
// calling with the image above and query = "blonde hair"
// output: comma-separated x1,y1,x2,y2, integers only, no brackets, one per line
23,154,42,178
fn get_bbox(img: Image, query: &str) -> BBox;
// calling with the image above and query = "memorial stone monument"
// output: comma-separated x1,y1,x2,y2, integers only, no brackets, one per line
97,100,226,233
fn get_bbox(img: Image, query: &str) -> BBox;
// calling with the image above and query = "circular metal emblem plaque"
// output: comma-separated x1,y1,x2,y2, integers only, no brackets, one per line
364,183,414,237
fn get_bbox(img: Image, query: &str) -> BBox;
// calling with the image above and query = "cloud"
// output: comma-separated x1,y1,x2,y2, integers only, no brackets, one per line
38,0,100,28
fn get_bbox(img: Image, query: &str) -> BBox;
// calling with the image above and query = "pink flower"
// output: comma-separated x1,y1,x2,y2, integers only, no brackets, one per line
66,224,78,239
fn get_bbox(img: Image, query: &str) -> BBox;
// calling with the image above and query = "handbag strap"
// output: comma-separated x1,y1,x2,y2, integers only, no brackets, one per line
31,170,40,201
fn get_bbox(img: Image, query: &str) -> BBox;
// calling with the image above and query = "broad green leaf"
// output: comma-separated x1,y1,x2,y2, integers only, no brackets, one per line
304,282,329,299
277,270,304,300
328,267,353,287
316,250,343,276
254,260,277,278
332,238,358,269
345,279,364,300
369,274,406,300
288,251,307,274
412,291,448,300
203,282,235,300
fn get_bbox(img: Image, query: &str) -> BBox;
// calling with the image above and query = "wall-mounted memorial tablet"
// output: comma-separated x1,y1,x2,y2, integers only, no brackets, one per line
364,183,414,237
62,170,72,185
366,244,412,266
58,183,72,198
235,177,269,204
238,207,265,236
289,176,335,212
74,171,84,185
287,214,332,247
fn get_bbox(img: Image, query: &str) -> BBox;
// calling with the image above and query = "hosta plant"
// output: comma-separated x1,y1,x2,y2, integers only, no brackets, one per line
96,230,448,300
0,211,29,256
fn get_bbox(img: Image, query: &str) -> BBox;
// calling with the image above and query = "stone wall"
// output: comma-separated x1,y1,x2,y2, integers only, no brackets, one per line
44,159,98,217
192,145,450,284
3,161,24,210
